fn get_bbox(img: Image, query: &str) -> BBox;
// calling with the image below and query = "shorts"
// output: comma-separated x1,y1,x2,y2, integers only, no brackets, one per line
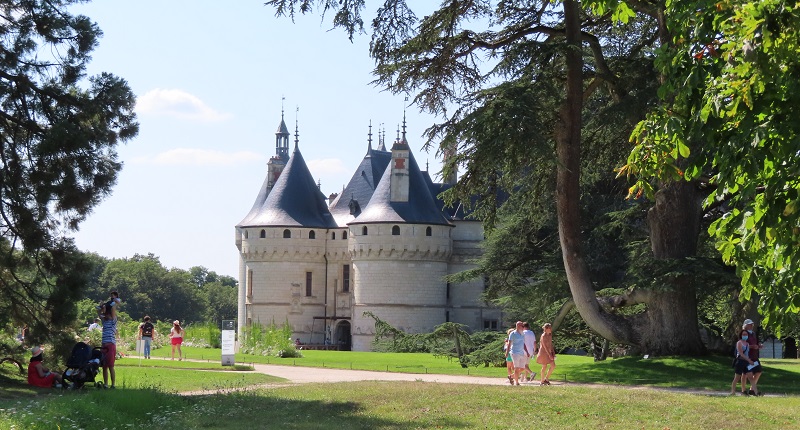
749,363,763,374
171,337,183,346
102,343,116,368
511,353,527,369
733,359,751,375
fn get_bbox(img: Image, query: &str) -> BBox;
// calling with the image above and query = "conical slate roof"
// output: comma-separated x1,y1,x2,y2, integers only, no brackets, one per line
276,118,289,135
329,147,392,226
349,149,452,226
238,145,336,229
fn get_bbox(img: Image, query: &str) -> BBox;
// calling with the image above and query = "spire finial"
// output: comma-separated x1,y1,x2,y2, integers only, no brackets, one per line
281,95,285,120
402,96,408,142
396,124,400,142
294,105,299,148
368,120,373,151
426,158,429,171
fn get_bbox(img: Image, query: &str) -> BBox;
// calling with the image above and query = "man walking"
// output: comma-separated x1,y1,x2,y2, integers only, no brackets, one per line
522,322,537,382
507,321,531,386
743,318,763,395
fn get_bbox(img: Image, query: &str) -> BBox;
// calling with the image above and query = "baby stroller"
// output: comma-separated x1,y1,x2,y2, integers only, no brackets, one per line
63,342,103,389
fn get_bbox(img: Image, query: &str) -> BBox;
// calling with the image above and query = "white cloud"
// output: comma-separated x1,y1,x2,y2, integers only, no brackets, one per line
136,88,232,121
307,158,350,176
133,148,265,166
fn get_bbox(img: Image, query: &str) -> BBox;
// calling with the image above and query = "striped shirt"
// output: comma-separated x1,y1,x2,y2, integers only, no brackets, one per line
102,318,117,344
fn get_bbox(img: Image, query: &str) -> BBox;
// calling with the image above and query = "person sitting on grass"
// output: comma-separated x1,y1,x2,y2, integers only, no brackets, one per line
28,345,64,388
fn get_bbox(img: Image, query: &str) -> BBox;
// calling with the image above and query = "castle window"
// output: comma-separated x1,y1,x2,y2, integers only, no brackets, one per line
426,226,432,236
246,269,253,299
309,230,316,239
342,264,350,293
283,229,291,238
260,229,266,238
446,282,451,299
343,230,348,239
362,226,368,236
244,230,249,239
305,272,313,297
392,225,400,235
483,320,499,331
446,311,450,322
332,232,336,240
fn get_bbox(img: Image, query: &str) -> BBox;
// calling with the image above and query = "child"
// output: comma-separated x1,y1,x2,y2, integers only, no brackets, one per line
97,291,121,315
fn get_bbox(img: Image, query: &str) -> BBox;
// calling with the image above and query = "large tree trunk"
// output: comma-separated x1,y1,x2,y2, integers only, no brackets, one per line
642,180,706,355
555,0,705,355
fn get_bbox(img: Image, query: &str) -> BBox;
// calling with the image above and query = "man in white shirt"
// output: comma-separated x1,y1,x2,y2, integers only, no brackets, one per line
522,322,538,382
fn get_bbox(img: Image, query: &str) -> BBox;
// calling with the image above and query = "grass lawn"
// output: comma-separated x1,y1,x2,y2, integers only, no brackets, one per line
4,348,800,429
145,346,800,394
2,381,799,429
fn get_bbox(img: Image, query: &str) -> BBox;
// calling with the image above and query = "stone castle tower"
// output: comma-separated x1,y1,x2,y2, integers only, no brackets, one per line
235,111,500,351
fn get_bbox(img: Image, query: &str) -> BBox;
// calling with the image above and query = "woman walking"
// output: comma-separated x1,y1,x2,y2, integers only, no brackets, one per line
503,328,514,385
536,323,556,385
731,329,756,395
170,320,184,361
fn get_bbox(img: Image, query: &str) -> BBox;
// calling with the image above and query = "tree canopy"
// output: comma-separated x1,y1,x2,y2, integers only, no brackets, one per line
625,0,800,332
0,0,138,336
265,0,798,352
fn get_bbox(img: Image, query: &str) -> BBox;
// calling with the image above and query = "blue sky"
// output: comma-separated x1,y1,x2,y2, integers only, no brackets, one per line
70,1,442,278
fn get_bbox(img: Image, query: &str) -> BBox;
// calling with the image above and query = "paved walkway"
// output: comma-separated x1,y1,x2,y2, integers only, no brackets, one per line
176,361,755,397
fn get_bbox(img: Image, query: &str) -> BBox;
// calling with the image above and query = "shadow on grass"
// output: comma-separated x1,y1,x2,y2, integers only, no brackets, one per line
557,355,800,394
0,383,471,430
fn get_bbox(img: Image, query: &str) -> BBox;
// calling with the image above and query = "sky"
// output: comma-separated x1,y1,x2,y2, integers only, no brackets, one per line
69,0,444,278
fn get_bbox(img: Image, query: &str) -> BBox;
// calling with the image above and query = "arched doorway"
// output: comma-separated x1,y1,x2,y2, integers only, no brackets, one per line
335,321,352,351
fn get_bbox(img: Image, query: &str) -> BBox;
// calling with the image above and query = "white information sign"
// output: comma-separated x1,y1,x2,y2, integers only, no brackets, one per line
221,319,236,366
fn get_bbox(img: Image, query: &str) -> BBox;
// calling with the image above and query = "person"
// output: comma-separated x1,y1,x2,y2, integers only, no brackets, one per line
100,305,118,388
522,322,538,382
503,328,515,385
98,291,121,314
170,320,183,361
743,318,763,395
507,321,530,386
28,345,64,388
536,323,556,385
731,329,755,395
16,324,27,344
138,316,156,359
88,318,101,331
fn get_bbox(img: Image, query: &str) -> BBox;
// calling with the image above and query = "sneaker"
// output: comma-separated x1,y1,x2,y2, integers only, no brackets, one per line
748,389,756,396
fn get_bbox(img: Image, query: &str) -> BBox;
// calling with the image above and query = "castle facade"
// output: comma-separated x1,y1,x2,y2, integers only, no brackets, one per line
235,114,501,351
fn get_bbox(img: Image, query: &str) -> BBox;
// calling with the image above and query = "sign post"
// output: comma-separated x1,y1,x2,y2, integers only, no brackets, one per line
221,319,236,366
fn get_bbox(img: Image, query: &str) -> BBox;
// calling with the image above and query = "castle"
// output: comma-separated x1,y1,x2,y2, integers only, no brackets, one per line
234,112,501,351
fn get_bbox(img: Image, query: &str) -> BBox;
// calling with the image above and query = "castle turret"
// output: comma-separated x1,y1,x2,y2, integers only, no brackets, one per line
347,119,453,351
267,108,291,192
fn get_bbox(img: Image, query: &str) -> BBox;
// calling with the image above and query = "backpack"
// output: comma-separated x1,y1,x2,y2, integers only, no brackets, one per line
141,322,154,337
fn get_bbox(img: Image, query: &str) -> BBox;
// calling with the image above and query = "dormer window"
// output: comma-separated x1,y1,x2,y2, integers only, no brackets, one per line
283,229,291,238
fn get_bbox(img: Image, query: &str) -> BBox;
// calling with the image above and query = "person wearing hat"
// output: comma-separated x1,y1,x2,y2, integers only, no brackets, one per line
742,318,763,395
169,320,184,361
27,346,63,388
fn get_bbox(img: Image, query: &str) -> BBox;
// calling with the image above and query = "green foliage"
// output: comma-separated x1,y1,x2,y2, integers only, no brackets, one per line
240,321,302,358
627,0,800,333
0,0,138,340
